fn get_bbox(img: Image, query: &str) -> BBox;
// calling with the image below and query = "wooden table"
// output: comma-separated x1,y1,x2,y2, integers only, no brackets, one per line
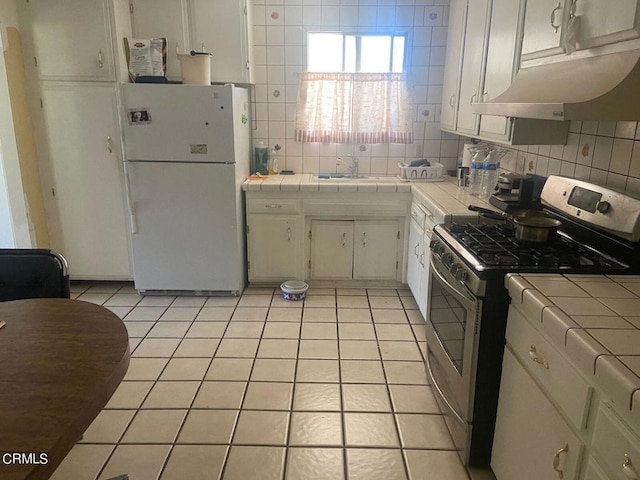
0,299,130,480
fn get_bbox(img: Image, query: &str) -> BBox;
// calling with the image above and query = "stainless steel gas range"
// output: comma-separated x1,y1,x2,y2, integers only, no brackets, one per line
424,175,640,471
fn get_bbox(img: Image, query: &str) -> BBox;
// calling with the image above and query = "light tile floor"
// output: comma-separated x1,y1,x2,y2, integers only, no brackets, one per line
51,282,470,480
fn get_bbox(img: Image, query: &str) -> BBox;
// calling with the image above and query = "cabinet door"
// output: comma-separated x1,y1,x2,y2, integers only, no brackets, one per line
40,84,130,279
310,221,354,280
456,0,490,136
492,348,584,480
478,0,523,141
131,0,190,81
521,0,567,61
440,0,467,132
353,220,400,281
27,0,114,81
407,219,424,304
247,214,300,282
418,232,430,319
190,0,252,83
576,0,640,49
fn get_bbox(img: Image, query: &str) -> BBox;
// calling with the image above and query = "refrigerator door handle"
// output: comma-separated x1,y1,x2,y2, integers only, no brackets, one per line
122,161,138,234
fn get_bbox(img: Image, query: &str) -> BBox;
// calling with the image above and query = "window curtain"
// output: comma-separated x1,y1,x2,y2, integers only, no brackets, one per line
294,72,414,144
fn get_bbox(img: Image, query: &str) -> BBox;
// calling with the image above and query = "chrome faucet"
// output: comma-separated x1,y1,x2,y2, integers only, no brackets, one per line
336,156,360,178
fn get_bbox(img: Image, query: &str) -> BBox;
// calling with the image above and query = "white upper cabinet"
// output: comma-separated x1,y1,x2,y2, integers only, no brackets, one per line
189,0,254,84
479,0,522,140
441,0,568,144
574,0,640,50
455,0,490,136
130,0,190,81
521,0,640,64
440,0,467,131
521,0,568,61
27,0,115,81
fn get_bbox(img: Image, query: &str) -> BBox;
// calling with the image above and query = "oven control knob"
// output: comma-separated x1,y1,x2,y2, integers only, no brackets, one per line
454,266,468,284
596,201,611,214
442,253,454,267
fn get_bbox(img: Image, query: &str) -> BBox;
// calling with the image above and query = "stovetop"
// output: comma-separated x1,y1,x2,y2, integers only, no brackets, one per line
437,222,629,273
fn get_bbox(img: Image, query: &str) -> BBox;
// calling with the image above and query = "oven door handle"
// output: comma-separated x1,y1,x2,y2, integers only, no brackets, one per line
425,347,466,426
430,253,476,306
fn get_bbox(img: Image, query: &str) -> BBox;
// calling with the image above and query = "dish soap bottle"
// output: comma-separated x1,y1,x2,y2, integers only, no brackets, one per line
254,142,269,175
268,149,279,175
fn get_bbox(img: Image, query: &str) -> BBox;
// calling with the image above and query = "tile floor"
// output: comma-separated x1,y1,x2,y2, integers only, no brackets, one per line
51,282,470,480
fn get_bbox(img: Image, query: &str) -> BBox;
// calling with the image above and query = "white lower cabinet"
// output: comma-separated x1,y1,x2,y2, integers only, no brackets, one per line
406,215,429,317
39,84,131,279
310,220,354,280
492,348,584,480
309,219,401,281
247,214,301,283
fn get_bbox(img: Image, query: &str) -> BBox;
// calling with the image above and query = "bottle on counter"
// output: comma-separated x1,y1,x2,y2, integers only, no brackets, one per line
481,148,509,198
467,146,488,196
268,149,279,175
254,141,269,175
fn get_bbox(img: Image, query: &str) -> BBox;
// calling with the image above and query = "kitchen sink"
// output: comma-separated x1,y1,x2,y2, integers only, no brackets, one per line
313,174,398,183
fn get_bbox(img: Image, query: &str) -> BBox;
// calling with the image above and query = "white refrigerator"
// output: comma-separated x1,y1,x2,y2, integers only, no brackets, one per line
121,84,250,295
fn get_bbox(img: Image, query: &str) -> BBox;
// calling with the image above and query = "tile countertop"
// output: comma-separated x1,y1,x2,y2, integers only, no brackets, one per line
506,273,640,423
242,174,495,213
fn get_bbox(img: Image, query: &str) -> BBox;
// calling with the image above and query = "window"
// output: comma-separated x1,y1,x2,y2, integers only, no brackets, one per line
295,32,413,145
307,33,406,73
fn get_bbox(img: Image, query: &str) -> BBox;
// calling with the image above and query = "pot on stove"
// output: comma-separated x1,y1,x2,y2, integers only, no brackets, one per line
468,205,562,242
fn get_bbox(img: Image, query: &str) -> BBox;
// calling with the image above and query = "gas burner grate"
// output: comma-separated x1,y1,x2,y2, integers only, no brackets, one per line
443,223,620,269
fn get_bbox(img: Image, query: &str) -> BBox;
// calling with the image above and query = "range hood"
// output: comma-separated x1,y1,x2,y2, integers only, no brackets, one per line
473,49,640,121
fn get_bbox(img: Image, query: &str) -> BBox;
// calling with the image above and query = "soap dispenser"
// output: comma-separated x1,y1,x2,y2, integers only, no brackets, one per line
268,149,279,175
254,142,269,175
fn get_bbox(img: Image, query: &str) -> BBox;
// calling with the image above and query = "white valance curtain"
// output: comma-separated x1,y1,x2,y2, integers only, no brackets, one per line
294,72,414,144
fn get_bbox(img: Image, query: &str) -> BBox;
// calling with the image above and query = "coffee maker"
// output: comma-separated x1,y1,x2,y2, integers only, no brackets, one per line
489,173,539,212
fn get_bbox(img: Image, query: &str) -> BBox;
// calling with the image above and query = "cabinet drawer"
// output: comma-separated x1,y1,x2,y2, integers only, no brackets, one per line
592,403,640,480
506,307,593,431
410,203,427,231
247,198,300,214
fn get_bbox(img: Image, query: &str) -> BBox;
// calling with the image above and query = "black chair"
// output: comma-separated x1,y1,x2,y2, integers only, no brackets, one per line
0,249,70,302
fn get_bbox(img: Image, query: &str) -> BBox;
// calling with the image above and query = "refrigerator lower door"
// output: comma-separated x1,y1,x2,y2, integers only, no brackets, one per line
128,161,243,293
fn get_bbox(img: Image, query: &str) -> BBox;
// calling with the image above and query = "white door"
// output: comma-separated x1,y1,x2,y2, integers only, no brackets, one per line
27,0,114,81
492,348,584,480
310,220,354,280
353,220,399,281
40,84,130,279
456,0,490,136
521,0,567,61
479,0,523,141
128,162,242,292
440,0,467,132
248,214,300,282
576,0,640,49
130,0,190,81
190,0,251,83
406,219,424,304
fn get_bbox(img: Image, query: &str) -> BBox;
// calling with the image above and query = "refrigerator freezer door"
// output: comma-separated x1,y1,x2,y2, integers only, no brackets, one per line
128,161,244,293
122,84,239,163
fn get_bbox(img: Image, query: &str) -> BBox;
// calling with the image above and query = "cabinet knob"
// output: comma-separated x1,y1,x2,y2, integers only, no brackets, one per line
362,232,367,247
419,251,425,267
265,204,282,209
529,345,549,369
341,232,347,248
287,226,291,242
623,454,639,480
550,2,562,33
414,242,420,257
98,49,104,69
449,95,455,108
106,136,113,153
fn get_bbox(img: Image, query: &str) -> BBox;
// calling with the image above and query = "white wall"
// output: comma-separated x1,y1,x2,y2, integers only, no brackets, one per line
0,0,31,247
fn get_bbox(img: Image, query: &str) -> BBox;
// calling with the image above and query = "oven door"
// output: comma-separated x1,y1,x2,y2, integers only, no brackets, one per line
425,252,482,462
